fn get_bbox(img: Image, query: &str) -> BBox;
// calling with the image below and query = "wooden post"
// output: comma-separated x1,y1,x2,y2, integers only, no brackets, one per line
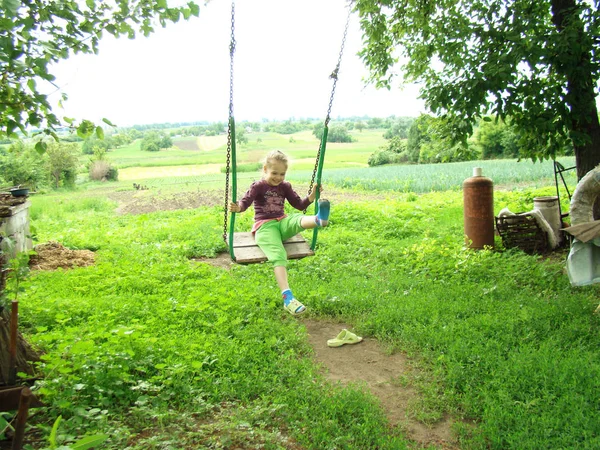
8,300,18,385
11,387,31,450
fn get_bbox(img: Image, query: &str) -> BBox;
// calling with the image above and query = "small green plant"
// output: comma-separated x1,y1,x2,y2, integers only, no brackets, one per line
3,244,32,307
27,416,108,450
0,412,13,441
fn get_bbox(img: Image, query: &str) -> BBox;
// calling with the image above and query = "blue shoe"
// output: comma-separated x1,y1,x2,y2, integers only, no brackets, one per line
317,199,330,227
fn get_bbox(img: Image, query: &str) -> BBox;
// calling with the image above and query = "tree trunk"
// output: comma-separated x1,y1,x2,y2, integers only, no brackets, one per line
0,253,41,386
0,306,41,386
551,0,600,181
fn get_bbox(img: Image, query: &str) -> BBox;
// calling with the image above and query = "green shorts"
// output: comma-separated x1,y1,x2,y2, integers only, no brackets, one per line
255,214,305,267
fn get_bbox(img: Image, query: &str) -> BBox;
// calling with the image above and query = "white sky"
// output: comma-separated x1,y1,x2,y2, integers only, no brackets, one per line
47,0,426,128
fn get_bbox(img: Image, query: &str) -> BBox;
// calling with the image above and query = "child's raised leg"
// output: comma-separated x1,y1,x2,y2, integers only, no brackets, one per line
300,199,331,229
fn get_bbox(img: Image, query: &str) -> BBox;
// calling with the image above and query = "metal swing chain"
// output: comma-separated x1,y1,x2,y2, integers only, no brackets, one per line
223,1,236,242
306,4,352,203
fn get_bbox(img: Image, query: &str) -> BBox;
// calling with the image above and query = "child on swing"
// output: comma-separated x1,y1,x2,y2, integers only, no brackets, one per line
229,150,330,316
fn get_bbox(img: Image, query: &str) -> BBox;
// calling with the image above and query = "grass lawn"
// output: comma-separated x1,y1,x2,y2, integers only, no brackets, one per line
4,156,597,449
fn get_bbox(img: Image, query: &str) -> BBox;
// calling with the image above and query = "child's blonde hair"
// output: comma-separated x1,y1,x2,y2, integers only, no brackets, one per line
264,150,288,168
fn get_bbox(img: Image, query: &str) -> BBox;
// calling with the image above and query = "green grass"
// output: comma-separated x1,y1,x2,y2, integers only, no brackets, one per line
7,162,597,449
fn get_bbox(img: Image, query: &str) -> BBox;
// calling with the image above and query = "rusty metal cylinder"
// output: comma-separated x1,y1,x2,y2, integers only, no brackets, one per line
463,167,494,249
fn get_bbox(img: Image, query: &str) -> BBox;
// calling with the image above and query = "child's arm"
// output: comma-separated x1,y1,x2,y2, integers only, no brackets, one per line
230,182,259,213
285,183,322,211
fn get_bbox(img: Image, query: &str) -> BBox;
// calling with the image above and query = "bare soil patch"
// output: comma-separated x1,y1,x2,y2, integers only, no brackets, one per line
172,139,200,151
109,189,224,215
193,252,233,270
29,241,95,271
302,320,458,449
108,185,388,216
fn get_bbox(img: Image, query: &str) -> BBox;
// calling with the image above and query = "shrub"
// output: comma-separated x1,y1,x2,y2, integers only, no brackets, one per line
89,160,119,181
44,141,80,188
0,141,47,188
368,149,401,167
313,124,354,143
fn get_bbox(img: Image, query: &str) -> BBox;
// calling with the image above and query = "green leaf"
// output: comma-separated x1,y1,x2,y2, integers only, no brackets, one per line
26,79,36,92
85,0,94,8
2,0,20,17
34,141,47,154
95,126,104,140
189,2,200,17
77,120,95,138
102,118,116,127
49,415,62,447
70,435,109,450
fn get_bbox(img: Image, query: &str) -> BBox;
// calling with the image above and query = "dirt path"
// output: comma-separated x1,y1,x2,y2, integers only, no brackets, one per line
302,320,458,449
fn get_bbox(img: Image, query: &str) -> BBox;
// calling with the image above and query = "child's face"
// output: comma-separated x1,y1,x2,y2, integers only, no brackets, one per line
263,161,287,186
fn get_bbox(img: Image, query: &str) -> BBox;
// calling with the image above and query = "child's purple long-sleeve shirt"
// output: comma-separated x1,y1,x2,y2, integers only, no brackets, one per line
238,180,311,228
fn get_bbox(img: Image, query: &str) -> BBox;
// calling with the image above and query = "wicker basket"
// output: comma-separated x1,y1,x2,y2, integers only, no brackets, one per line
495,213,549,254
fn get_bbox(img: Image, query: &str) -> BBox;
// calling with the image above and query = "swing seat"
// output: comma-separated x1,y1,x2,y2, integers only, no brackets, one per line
228,232,314,264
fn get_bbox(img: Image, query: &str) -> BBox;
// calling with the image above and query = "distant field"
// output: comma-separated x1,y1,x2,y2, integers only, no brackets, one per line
96,130,577,197
119,164,223,180
107,129,388,170
172,138,200,151
286,156,578,193
172,135,228,151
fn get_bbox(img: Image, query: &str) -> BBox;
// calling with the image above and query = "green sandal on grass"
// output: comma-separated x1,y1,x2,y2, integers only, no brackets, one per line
327,329,363,347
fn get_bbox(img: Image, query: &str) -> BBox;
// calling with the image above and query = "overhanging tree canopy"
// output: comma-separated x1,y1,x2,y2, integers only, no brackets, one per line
355,0,600,179
0,0,200,143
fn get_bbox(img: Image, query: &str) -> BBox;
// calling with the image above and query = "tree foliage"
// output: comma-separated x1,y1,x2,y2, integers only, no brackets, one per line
140,131,171,152
312,124,354,143
0,141,46,187
0,0,200,141
475,118,521,160
355,0,600,178
45,141,80,188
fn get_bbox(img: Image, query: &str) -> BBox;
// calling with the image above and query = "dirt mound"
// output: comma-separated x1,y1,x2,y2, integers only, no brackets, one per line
29,242,95,271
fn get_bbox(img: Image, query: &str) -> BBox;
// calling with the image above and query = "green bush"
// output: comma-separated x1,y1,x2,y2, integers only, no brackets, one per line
45,141,81,188
368,149,397,166
312,124,354,143
0,141,47,188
